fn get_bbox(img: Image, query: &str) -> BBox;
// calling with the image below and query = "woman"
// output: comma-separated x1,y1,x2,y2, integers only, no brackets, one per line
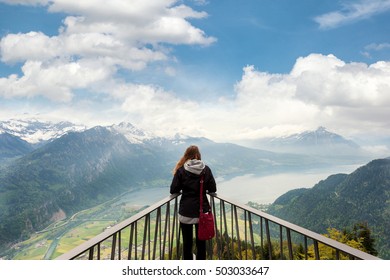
170,145,217,260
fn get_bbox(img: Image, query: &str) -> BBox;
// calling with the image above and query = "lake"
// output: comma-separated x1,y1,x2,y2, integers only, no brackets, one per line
131,164,362,206
216,164,362,204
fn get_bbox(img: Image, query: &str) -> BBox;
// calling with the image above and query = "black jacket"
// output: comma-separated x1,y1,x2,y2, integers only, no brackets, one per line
170,165,217,218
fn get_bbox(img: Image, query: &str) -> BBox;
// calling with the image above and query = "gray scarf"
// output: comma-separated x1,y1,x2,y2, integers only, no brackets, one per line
184,159,205,175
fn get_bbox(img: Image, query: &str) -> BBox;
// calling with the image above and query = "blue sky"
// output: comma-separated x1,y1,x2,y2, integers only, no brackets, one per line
0,0,390,149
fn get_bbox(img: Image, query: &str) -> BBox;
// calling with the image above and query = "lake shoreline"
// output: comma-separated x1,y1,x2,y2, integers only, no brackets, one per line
216,164,362,204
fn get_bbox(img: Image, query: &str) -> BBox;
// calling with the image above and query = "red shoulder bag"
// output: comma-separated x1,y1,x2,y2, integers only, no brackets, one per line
198,174,215,241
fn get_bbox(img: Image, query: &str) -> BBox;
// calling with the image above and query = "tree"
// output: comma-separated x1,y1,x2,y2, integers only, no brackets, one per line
349,222,378,256
307,222,378,259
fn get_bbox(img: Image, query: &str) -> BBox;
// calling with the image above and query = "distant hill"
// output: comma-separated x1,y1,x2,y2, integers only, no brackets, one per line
267,158,390,259
248,127,366,159
0,133,34,163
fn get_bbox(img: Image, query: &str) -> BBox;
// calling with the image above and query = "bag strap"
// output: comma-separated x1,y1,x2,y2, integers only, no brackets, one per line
199,173,211,213
199,174,204,213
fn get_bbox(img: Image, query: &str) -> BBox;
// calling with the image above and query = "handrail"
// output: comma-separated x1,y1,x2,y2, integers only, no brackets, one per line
56,192,381,260
56,193,181,260
209,193,381,260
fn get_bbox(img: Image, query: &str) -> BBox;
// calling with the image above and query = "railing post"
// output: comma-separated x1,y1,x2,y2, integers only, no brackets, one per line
314,240,320,260
265,219,272,260
174,196,181,260
152,207,161,260
244,211,248,260
134,222,138,260
88,247,94,260
260,217,264,260
248,212,256,260
118,231,122,260
233,205,242,260
141,214,149,260
210,196,223,259
97,243,101,260
162,200,170,260
230,204,234,259
279,225,283,260
335,249,340,260
221,200,230,260
286,228,293,260
128,223,134,260
170,197,178,259
304,236,308,260
111,232,117,260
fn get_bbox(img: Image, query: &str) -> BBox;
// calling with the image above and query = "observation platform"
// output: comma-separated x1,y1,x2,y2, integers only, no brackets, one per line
56,193,380,260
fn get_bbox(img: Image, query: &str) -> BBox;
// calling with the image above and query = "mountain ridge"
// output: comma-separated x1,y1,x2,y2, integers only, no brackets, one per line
245,126,364,156
0,119,86,145
0,133,34,163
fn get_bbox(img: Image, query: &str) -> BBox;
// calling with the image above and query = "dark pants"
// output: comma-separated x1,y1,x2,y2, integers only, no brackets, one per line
180,222,206,260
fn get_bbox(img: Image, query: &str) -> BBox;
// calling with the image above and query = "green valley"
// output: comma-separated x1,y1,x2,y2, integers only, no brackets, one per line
5,187,155,260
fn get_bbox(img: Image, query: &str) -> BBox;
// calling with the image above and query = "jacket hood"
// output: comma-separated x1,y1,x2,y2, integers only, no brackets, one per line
184,159,205,175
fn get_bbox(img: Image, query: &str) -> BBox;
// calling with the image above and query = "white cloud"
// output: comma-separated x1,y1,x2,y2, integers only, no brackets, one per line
52,2,215,45
0,32,62,63
0,0,215,101
104,54,390,142
229,54,390,139
0,59,113,102
109,83,203,136
314,0,390,29
362,145,390,155
292,54,390,107
2,52,388,142
0,0,49,5
365,42,390,51
191,0,209,6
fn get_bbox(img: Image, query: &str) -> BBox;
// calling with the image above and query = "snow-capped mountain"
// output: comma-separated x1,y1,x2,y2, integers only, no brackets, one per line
108,122,155,144
0,118,195,148
0,119,87,144
269,126,359,147
250,126,362,156
108,122,199,146
0,119,366,159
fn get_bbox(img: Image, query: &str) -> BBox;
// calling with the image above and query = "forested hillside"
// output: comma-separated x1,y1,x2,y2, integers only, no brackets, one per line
267,158,390,259
0,127,171,249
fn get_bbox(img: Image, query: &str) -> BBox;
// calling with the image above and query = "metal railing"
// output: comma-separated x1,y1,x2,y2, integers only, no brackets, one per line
56,192,380,260
209,193,380,260
56,193,182,260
